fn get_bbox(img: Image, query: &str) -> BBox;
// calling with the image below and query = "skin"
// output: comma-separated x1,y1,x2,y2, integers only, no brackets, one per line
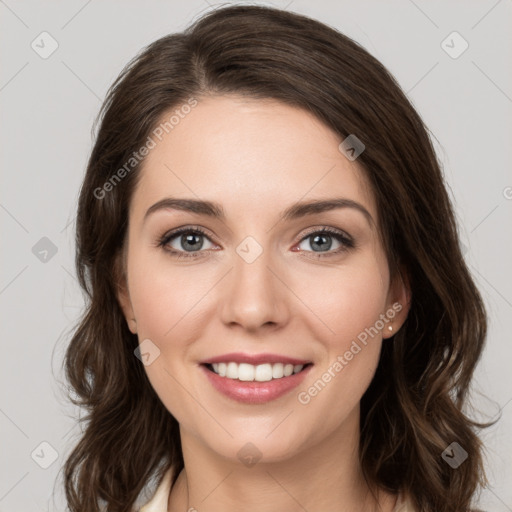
117,95,410,512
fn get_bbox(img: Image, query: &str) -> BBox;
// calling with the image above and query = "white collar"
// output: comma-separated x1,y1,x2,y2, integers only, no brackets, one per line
138,467,415,512
138,468,173,512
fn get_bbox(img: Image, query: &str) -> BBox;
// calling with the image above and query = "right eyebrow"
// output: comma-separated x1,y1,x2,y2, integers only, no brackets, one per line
144,198,224,224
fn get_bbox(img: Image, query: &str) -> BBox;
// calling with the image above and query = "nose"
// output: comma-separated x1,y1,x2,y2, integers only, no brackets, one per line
219,240,290,332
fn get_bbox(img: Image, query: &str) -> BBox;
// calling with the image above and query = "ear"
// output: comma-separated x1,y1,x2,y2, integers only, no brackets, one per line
382,265,411,340
114,250,138,335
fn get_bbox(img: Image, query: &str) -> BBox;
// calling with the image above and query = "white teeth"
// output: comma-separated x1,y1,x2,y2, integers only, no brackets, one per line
209,361,306,381
272,363,284,378
255,363,273,381
238,363,255,381
226,362,238,379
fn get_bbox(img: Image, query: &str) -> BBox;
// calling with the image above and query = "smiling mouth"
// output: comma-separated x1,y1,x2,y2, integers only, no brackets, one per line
203,362,313,382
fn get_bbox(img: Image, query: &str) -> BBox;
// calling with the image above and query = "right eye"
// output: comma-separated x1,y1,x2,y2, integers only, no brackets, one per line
158,226,217,259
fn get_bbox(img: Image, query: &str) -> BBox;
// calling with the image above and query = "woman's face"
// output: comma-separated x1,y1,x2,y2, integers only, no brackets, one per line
117,95,409,463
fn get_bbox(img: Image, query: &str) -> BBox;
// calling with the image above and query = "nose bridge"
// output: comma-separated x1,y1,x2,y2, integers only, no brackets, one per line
220,234,287,329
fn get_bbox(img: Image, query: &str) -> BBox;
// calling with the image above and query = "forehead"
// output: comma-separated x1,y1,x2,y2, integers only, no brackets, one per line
130,95,376,223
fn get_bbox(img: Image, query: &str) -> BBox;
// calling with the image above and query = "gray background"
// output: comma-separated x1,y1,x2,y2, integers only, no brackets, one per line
1,0,511,510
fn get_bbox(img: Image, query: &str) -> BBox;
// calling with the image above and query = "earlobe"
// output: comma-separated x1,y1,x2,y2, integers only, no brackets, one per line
383,266,411,339
128,317,138,334
117,284,138,335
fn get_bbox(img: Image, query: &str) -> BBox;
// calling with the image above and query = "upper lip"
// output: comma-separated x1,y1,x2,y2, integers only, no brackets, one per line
201,352,312,366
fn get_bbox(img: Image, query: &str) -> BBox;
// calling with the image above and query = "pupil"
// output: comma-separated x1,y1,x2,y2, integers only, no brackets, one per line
311,234,332,252
183,233,202,251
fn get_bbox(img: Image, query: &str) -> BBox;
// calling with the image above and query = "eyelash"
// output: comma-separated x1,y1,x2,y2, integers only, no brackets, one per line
156,225,355,260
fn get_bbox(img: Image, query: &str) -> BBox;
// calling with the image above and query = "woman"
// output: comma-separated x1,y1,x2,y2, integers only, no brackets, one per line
63,5,492,512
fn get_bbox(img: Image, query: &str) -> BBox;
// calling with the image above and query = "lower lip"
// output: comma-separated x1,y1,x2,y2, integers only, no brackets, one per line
201,364,313,404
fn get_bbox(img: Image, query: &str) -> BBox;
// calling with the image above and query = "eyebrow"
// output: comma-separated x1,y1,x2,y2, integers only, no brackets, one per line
143,197,374,227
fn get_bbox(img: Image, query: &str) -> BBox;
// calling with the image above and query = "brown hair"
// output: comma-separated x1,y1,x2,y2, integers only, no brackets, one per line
62,5,494,511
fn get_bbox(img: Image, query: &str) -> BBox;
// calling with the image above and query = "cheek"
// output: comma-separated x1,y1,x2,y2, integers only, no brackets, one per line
295,305,386,439
127,251,206,340
303,253,389,348
126,253,207,423
297,254,388,401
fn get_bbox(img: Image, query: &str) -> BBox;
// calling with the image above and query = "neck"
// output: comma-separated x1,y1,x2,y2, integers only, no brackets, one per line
168,408,397,512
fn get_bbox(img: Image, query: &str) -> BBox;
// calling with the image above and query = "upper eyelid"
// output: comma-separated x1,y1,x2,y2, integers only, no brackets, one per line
300,225,352,240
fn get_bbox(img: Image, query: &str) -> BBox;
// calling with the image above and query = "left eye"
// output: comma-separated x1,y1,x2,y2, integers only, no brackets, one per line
297,231,349,253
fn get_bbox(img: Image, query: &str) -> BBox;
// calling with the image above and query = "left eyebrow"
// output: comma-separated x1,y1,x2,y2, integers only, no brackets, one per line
143,197,374,228
281,198,374,228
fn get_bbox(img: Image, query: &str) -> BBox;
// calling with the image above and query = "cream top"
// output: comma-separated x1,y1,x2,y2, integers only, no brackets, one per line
138,467,416,512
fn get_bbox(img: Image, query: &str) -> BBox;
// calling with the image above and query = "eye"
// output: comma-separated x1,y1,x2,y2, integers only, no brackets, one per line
157,225,355,260
295,226,354,258
157,226,216,259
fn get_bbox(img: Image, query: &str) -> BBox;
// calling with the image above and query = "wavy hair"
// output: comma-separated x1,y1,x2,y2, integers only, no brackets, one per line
62,5,493,511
